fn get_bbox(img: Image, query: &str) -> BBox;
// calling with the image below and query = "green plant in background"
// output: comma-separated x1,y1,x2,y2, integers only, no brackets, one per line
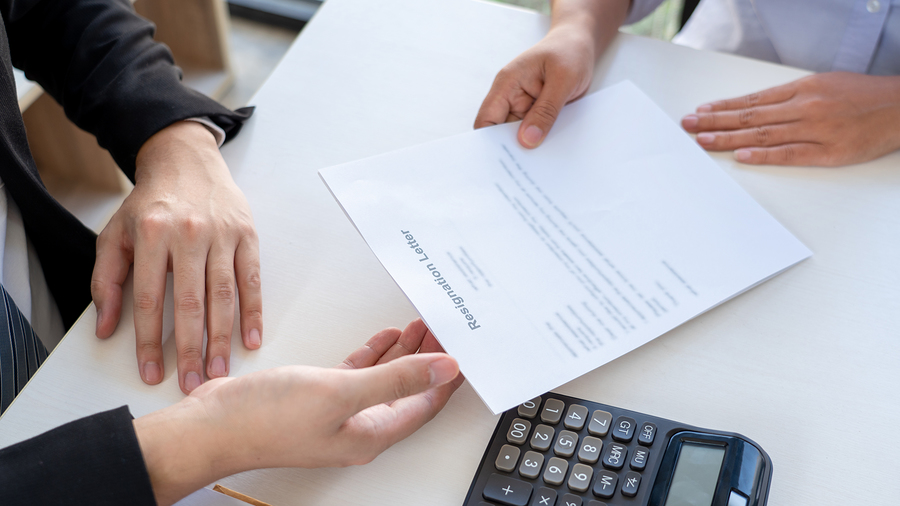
491,0,685,41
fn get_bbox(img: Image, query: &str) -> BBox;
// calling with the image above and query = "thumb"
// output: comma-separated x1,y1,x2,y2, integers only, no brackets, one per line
518,77,570,149
349,353,459,412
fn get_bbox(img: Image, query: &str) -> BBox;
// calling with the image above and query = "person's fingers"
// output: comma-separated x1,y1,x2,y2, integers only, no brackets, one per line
375,318,429,365
696,82,797,113
132,229,168,385
517,75,572,149
91,220,132,339
417,329,445,354
205,244,237,379
733,143,827,166
474,75,515,129
337,327,403,370
339,373,463,463
347,353,459,414
681,104,799,133
173,248,208,394
235,235,263,350
694,124,802,151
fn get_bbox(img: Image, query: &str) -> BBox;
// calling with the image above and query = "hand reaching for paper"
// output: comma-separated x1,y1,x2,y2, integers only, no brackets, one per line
91,121,263,394
134,319,464,506
474,27,597,148
681,72,900,166
473,0,629,148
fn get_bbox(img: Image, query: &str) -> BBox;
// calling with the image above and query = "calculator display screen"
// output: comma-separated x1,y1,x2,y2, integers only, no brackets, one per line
662,443,726,506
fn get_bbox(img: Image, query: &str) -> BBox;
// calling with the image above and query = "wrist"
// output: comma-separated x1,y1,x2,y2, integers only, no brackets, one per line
134,398,239,506
134,121,225,185
549,0,630,55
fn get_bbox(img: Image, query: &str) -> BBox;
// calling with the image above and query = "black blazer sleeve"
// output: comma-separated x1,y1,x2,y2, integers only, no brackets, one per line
0,406,157,505
1,0,252,180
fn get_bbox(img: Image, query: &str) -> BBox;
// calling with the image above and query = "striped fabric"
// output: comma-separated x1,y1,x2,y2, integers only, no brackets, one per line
0,283,48,415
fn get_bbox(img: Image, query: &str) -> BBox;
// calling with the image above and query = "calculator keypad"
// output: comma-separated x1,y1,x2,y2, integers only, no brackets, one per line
477,396,662,506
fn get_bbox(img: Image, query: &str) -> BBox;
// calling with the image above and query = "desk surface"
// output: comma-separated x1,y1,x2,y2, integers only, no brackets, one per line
2,0,898,504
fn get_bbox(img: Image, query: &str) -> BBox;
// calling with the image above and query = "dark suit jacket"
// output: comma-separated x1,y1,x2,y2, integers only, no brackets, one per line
0,0,253,503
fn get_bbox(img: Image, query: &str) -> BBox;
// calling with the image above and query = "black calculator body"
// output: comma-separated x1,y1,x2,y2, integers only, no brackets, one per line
463,393,772,506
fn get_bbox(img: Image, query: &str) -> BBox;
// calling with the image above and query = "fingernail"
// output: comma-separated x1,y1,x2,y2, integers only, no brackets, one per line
735,149,752,162
210,356,226,377
697,104,712,112
95,308,103,335
697,133,715,145
682,115,698,129
248,328,261,348
522,125,543,148
143,362,161,384
185,371,202,392
428,357,458,386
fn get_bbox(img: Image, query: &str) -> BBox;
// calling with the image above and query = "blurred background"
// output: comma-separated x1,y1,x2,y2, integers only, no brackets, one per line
17,0,694,233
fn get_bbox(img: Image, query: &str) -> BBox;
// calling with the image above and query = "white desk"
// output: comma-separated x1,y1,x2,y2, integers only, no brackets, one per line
2,0,898,504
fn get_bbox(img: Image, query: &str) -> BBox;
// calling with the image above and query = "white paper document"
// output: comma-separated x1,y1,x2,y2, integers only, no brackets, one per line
320,81,811,414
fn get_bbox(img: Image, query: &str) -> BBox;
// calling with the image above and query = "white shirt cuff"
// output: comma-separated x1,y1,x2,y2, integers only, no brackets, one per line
184,117,226,147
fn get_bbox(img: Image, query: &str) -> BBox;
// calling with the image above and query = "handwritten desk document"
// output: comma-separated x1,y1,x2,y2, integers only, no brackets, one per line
320,81,811,414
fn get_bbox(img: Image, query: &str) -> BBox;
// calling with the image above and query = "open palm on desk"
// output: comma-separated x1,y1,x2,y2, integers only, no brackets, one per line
681,72,900,166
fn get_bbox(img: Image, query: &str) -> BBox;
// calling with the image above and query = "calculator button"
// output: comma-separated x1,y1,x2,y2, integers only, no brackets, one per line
630,447,649,471
530,487,557,506
483,473,533,506
518,451,545,480
507,418,533,445
567,463,593,493
592,470,618,499
577,436,603,464
587,502,608,506
638,422,656,446
542,457,569,486
560,493,582,506
611,416,635,443
587,410,612,436
541,399,565,424
553,430,579,458
496,444,521,472
530,424,555,452
621,471,641,497
602,442,628,470
518,397,542,419
564,404,589,430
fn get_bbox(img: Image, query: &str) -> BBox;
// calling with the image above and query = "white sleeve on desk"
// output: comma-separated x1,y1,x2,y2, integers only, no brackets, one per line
184,117,226,148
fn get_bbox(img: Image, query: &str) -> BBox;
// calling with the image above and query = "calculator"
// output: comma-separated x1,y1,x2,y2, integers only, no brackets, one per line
463,393,771,506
